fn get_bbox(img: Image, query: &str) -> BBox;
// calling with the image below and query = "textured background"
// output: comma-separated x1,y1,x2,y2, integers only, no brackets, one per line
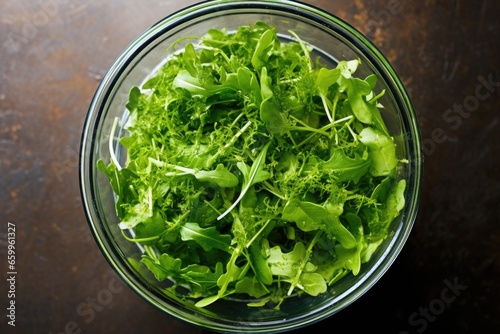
1,0,499,333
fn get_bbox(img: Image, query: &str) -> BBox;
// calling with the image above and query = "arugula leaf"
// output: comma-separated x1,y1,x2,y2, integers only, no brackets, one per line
164,162,239,188
282,200,325,232
180,222,232,253
126,86,142,112
182,43,199,78
300,272,327,296
316,68,341,122
268,242,306,278
260,67,287,134
344,77,374,124
319,148,371,183
251,28,275,70
336,60,389,135
369,176,406,238
217,141,271,220
142,252,223,297
358,127,398,176
172,69,207,96
337,59,360,78
234,276,269,298
172,69,237,99
131,212,167,245
249,242,273,285
282,199,356,249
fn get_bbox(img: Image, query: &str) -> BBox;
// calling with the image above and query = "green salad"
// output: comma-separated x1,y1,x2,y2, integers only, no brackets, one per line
98,21,406,308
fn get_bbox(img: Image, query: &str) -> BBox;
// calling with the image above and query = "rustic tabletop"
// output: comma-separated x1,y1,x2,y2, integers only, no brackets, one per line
1,0,499,333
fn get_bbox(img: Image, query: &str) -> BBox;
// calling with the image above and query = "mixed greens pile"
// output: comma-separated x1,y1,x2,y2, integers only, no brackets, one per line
98,22,406,308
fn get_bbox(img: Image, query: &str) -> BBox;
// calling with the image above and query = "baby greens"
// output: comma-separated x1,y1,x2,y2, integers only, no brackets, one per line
98,21,406,308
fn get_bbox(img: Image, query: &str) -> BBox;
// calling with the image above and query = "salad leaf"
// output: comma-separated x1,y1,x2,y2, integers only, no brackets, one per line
164,162,239,188
251,28,276,70
98,22,406,309
316,67,341,122
180,222,232,253
234,276,269,298
300,272,327,296
358,127,398,176
249,242,273,285
260,67,287,134
268,242,306,278
217,141,271,220
319,148,371,183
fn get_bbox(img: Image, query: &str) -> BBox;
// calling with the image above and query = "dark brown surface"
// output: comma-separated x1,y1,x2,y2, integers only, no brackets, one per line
1,0,499,333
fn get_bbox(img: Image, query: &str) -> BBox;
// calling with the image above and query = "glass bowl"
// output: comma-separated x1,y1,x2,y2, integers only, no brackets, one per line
80,0,423,332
